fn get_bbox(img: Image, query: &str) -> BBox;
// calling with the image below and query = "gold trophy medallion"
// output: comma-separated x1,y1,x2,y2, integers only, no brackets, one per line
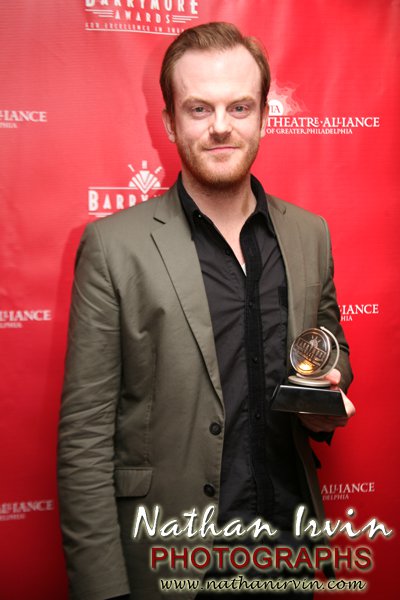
288,326,340,388
272,326,346,416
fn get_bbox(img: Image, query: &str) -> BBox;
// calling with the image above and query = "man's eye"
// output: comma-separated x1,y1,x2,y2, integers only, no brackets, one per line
232,105,249,116
191,106,209,115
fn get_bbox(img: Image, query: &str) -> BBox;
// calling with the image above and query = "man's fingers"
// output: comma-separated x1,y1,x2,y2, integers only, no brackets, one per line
324,368,341,386
342,394,356,418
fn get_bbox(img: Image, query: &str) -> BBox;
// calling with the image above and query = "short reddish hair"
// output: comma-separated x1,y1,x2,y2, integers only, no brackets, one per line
160,21,271,115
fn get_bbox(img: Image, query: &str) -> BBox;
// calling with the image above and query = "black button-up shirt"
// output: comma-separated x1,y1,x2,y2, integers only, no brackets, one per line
178,174,304,530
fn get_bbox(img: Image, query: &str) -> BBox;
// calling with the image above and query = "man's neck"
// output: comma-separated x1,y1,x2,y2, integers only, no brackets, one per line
181,171,256,228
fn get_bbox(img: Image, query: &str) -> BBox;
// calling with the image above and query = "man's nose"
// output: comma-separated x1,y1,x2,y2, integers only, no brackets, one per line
209,108,232,136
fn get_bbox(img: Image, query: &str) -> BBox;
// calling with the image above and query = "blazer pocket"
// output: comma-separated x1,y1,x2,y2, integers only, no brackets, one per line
114,467,153,498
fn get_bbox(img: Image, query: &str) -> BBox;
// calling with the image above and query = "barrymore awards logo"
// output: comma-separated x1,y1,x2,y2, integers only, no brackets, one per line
340,303,380,322
0,109,47,129
0,309,52,329
0,499,54,522
267,81,380,136
84,0,201,35
88,160,169,217
322,482,375,502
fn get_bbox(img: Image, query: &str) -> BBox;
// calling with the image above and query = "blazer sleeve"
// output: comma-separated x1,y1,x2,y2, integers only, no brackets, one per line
316,217,353,393
58,222,130,600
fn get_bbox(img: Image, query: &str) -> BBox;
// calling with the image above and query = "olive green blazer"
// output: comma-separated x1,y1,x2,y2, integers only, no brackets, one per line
58,184,352,600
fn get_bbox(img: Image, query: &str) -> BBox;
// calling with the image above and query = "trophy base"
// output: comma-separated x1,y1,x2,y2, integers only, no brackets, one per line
272,383,346,416
288,374,331,388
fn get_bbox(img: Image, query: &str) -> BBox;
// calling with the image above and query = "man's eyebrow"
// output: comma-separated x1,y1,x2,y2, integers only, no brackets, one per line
181,95,258,107
230,96,257,104
181,96,209,108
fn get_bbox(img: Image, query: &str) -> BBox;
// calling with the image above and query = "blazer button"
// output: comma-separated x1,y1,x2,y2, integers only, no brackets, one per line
209,422,222,435
204,484,216,497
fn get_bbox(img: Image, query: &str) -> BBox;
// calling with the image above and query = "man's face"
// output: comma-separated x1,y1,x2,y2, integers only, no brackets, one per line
162,45,267,191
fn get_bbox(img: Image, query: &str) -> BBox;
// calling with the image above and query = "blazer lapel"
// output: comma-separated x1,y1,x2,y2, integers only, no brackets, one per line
268,196,306,350
150,187,223,404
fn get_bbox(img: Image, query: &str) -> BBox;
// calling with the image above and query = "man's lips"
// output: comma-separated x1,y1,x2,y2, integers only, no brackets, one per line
204,145,240,152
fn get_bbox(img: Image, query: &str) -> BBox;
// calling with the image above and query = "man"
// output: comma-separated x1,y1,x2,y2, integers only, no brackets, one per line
58,22,355,600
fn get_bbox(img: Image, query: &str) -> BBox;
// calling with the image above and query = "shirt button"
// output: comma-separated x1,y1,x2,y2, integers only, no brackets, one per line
224,248,231,255
255,412,261,420
209,422,222,435
252,356,258,364
204,484,216,497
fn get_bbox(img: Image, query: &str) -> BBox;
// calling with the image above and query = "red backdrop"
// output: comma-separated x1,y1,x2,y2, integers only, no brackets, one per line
1,1,399,598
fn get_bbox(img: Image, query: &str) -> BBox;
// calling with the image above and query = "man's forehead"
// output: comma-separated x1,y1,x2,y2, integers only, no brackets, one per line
171,46,262,93
175,44,258,70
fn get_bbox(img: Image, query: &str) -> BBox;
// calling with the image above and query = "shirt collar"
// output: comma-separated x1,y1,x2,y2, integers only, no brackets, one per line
177,173,275,236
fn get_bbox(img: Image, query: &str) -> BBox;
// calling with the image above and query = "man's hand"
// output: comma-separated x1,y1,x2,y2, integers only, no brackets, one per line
297,368,356,433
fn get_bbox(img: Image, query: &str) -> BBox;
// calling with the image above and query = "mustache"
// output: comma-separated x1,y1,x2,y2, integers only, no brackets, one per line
202,135,242,150
208,130,236,143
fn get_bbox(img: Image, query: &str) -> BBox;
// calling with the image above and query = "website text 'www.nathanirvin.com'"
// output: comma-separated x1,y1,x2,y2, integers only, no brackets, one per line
159,575,367,593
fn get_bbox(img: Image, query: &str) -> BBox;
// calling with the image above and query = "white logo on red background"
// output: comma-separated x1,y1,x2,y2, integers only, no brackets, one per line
267,80,380,135
0,110,47,129
268,82,303,116
0,499,54,522
128,162,162,199
84,0,200,36
322,482,375,502
88,160,168,218
340,304,380,322
0,309,52,329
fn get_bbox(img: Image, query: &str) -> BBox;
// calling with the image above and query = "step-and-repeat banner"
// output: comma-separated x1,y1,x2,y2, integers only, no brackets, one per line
1,1,399,598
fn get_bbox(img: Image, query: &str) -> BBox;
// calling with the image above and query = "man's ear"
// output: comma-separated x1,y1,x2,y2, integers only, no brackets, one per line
162,108,176,143
260,103,269,139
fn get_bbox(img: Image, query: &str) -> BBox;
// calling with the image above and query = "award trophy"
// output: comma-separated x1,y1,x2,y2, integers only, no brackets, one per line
272,326,346,416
